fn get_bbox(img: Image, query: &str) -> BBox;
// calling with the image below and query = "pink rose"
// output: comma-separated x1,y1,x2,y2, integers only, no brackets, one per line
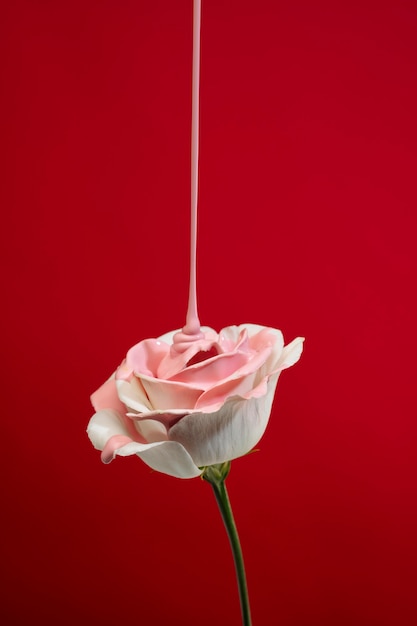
87,324,304,479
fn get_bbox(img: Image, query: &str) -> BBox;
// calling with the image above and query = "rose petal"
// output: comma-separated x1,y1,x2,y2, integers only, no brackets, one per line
226,325,285,386
116,377,152,413
86,409,201,479
156,326,220,379
101,435,133,464
157,337,219,379
194,344,272,410
138,374,203,410
116,360,134,381
244,325,282,350
168,373,279,467
87,409,141,451
127,408,194,421
168,351,250,387
241,376,269,399
127,409,190,429
235,325,285,385
156,326,219,379
91,374,125,413
274,336,304,370
194,374,258,412
135,418,170,443
126,339,170,377
114,440,202,479
216,325,242,352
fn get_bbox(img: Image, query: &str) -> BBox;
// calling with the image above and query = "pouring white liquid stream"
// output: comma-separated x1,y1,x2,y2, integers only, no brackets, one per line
172,0,204,353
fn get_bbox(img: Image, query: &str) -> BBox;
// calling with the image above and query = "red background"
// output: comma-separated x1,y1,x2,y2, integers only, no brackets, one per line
2,1,417,624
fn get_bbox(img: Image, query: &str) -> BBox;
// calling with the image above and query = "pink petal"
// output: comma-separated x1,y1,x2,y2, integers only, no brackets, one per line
195,372,258,411
115,359,134,381
168,351,250,387
194,345,272,409
126,338,170,377
247,326,282,351
91,374,125,413
101,435,133,464
138,374,203,410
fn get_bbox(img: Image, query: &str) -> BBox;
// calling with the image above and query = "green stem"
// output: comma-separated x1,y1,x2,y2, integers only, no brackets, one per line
203,463,252,626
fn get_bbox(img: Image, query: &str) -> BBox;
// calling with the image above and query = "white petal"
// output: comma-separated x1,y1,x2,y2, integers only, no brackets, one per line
87,409,129,450
116,378,152,412
275,337,304,370
168,373,279,467
135,418,169,443
217,325,240,350
115,440,202,479
87,409,202,479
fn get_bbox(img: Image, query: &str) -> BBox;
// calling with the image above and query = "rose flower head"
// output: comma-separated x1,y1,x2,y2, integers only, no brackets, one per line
87,324,304,478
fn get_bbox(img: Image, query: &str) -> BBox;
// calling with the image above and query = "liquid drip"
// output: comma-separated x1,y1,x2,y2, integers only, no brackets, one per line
173,0,203,352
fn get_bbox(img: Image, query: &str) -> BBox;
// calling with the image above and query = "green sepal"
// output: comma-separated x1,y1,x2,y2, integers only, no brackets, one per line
200,460,231,485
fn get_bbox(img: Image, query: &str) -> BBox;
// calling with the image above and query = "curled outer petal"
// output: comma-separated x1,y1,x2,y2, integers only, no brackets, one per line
87,409,202,479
